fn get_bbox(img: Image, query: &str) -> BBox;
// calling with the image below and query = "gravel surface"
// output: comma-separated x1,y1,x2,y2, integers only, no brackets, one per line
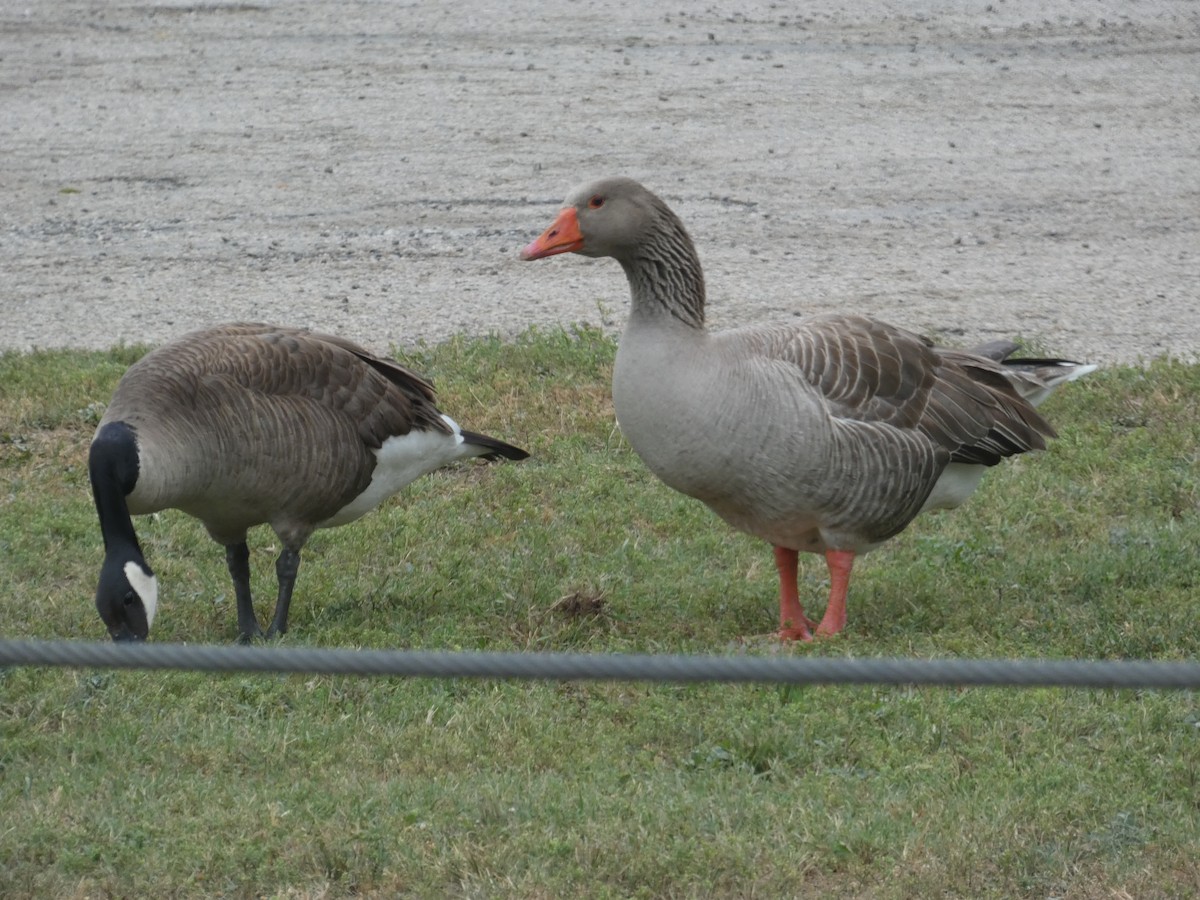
3,1,1197,363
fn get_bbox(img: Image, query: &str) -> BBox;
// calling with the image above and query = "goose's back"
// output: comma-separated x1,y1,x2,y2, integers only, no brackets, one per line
100,324,448,536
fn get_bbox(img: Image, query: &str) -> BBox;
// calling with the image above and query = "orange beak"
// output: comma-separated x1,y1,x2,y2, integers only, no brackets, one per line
520,207,584,260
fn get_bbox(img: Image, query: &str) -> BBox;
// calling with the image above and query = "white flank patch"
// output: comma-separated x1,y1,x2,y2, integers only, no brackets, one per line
921,462,987,513
124,560,159,627
322,423,466,528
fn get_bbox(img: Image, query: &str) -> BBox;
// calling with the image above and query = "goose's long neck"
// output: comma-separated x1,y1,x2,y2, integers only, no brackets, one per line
619,206,706,332
89,421,144,559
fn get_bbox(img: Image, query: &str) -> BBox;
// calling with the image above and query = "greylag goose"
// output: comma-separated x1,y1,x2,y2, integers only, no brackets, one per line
520,176,1094,640
89,322,529,642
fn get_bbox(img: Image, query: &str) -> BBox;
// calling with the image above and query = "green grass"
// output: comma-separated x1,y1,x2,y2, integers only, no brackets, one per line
1,327,1198,898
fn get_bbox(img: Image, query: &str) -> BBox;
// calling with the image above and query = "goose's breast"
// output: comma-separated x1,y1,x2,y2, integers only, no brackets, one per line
612,337,829,503
612,339,725,492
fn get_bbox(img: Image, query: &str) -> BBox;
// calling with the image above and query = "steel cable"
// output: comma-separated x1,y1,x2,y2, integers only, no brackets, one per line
1,639,1197,689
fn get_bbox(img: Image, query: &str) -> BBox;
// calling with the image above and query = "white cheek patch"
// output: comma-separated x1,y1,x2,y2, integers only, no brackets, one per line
124,561,159,628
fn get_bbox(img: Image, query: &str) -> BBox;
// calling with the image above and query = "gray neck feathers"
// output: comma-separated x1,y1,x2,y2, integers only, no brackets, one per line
619,201,706,330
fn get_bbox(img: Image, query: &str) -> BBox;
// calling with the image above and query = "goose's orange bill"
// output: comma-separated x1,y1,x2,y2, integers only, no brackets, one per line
520,207,584,260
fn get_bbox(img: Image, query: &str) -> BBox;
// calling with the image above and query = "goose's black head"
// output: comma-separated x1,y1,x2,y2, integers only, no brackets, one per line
95,555,158,642
90,419,158,641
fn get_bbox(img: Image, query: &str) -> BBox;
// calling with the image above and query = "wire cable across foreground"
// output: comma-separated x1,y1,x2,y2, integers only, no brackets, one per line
1,639,1198,689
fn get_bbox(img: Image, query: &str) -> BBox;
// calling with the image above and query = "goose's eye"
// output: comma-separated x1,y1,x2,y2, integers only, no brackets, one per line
123,592,136,607
587,195,605,210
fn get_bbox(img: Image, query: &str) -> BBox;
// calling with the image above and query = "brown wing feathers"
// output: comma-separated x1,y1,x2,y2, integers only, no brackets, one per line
928,350,1055,466
777,314,1054,468
164,324,448,450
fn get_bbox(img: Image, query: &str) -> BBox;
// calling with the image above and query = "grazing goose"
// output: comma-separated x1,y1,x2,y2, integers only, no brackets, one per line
521,176,1094,640
89,322,529,642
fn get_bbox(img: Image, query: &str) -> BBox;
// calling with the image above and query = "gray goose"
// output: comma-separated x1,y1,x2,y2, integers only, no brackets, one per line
89,322,529,642
521,176,1094,640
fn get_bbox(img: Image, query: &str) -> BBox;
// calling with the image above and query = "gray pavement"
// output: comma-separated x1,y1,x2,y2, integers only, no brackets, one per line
3,1,1197,362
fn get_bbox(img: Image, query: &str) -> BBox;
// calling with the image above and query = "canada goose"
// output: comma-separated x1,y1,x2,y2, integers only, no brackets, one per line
89,322,529,642
521,176,1094,640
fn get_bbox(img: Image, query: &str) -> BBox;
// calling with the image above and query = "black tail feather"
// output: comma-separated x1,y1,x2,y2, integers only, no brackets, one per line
968,339,1089,369
460,430,530,461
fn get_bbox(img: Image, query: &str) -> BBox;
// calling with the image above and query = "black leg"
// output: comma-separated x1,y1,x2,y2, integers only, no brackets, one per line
225,541,263,643
265,547,301,639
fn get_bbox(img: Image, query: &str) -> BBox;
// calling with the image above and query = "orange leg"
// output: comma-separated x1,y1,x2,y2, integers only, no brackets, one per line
815,548,855,637
773,546,816,641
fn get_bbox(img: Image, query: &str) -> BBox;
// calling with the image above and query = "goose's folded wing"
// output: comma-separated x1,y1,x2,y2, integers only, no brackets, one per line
755,313,1055,466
